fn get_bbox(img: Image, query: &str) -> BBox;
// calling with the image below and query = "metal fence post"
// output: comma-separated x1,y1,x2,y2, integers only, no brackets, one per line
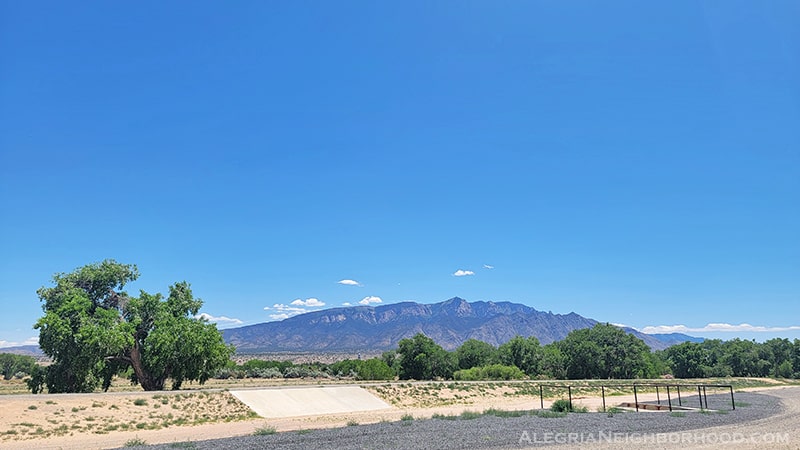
666,385,672,412
697,386,702,409
602,386,606,413
540,385,543,410
634,385,639,412
730,386,735,411
568,386,572,411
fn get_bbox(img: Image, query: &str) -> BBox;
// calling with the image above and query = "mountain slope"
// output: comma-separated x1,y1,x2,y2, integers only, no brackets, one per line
223,297,675,352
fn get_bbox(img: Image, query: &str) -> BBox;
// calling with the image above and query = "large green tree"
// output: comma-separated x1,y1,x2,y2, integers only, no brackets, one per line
559,324,650,379
30,260,233,393
397,333,456,380
455,339,498,370
498,335,541,376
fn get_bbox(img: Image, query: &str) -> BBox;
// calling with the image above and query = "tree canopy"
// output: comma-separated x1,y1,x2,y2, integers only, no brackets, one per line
30,260,233,393
558,323,650,379
397,333,456,380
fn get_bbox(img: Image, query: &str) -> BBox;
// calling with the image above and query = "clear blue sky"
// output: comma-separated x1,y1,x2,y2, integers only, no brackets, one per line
1,1,798,347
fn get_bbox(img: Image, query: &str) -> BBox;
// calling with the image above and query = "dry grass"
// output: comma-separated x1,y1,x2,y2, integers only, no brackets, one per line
0,390,257,443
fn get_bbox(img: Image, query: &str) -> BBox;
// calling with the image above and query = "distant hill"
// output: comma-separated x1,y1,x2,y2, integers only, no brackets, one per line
0,345,43,356
646,333,705,346
223,297,684,353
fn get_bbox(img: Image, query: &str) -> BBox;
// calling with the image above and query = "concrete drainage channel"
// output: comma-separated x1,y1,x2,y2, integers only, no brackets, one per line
229,386,391,418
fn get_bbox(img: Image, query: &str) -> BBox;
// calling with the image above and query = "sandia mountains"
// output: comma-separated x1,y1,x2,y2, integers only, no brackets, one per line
223,297,695,352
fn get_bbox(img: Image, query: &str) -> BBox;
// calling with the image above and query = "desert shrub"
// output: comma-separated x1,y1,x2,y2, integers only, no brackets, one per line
283,366,328,379
550,399,573,413
253,425,276,436
250,367,282,378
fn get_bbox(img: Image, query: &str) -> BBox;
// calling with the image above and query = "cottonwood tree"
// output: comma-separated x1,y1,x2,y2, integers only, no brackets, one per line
30,260,232,393
397,333,456,380
559,324,650,379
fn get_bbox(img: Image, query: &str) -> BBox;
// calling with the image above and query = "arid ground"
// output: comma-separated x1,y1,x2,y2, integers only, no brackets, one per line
0,378,796,449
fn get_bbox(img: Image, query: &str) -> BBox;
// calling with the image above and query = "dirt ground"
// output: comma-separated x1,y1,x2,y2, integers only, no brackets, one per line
0,382,791,450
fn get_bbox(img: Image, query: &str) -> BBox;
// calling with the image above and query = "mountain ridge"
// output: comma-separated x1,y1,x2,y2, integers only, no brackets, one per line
222,297,698,352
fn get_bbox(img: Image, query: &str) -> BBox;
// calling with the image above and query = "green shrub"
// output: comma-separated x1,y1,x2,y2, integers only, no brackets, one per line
453,364,526,381
550,399,573,412
253,425,276,436
124,437,147,447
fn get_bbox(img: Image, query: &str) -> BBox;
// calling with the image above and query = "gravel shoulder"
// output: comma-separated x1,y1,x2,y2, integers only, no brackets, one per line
131,387,800,450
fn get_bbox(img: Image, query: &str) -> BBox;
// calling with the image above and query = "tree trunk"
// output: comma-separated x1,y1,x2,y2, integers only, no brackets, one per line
128,344,165,391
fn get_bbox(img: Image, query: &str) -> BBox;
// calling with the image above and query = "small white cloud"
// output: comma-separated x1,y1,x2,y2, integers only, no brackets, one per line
453,269,475,277
640,323,800,334
0,337,39,348
338,279,362,286
290,298,325,307
483,264,494,269
195,313,243,325
342,302,352,306
359,296,382,305
264,298,326,320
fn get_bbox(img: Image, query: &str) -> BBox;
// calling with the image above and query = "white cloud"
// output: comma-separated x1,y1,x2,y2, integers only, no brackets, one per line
338,279,362,286
0,337,38,348
640,323,800,334
195,313,243,325
264,298,326,321
359,296,382,305
342,302,352,306
453,269,475,277
290,298,325,307
483,264,494,269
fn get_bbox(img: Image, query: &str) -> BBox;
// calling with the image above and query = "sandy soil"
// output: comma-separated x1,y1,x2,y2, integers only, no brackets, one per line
0,384,791,450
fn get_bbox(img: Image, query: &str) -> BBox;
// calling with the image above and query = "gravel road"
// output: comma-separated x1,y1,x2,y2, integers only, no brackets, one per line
129,387,799,450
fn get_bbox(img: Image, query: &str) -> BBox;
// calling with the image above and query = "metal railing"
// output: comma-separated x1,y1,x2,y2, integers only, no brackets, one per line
535,383,735,412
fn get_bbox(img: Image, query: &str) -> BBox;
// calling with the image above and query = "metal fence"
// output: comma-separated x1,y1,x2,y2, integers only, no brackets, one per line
537,383,735,412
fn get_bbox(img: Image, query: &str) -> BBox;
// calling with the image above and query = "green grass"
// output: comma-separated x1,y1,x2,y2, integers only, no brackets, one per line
483,408,527,418
459,410,482,420
431,412,458,420
734,401,751,407
27,405,37,410
670,411,686,417
346,420,359,426
124,437,147,447
400,413,414,421
253,425,277,436
133,398,148,406
168,443,197,449
531,410,567,418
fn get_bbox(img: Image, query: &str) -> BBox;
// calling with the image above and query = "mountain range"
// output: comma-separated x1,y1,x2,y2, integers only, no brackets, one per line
222,297,700,353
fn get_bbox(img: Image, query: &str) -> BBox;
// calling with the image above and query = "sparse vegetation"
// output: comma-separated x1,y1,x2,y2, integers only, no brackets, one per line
550,399,573,413
253,425,277,436
124,437,147,447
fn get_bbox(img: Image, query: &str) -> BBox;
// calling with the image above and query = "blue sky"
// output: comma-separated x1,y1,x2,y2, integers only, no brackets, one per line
1,1,798,347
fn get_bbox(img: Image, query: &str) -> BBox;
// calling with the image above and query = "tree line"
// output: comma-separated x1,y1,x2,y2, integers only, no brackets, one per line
218,327,800,382
22,260,800,392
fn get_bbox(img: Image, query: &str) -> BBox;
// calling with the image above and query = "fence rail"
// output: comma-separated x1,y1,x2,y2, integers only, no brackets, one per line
534,383,735,412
